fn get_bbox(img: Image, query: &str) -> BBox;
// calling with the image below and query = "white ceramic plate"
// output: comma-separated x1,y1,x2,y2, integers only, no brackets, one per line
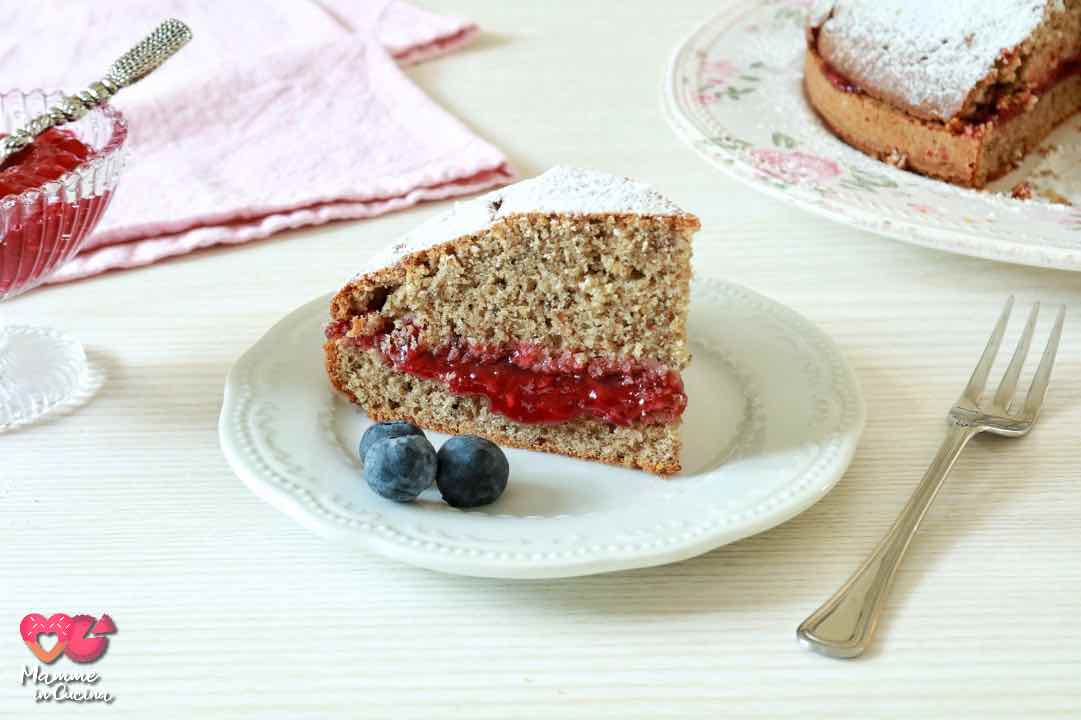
219,278,864,578
664,0,1081,271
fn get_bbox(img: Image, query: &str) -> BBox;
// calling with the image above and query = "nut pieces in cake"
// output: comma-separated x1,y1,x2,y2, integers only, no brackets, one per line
360,422,509,507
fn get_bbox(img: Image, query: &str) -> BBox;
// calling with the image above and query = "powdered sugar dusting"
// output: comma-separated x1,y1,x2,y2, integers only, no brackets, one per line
357,166,692,276
814,0,1054,120
493,166,686,216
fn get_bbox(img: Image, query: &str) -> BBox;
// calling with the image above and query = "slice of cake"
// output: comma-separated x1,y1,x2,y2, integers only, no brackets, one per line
324,167,699,474
805,0,1081,188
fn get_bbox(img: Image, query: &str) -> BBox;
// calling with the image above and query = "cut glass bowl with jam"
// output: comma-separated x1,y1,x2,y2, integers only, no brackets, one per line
0,89,127,430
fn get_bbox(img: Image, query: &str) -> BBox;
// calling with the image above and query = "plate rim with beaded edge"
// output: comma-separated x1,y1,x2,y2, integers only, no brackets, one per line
219,277,865,579
663,0,1081,272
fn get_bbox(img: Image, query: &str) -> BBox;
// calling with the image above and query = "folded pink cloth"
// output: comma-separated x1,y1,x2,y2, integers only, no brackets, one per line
0,0,513,283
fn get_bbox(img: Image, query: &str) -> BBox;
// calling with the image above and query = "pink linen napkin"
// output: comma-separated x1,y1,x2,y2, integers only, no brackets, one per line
0,1,513,283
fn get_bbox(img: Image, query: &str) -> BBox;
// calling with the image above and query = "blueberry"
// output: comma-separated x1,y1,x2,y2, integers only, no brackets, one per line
436,436,509,508
359,421,424,461
363,435,437,502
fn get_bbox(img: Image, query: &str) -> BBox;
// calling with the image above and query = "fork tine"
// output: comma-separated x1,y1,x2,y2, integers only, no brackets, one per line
962,295,1014,403
1023,305,1066,418
993,302,1039,411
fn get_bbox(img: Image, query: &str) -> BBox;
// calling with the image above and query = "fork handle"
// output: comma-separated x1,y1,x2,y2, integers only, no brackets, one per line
797,423,980,658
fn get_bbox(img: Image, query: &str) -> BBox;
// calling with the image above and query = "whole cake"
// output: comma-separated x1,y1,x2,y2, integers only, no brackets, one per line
805,0,1081,188
324,167,699,474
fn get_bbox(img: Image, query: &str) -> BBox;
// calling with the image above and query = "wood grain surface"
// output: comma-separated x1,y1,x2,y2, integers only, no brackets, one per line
2,2,1079,716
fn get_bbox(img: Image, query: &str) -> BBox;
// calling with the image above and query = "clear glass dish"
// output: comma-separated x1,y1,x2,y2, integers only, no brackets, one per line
0,89,127,430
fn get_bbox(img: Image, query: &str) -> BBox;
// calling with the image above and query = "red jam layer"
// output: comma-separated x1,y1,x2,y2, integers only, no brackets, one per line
327,321,687,426
0,129,106,298
0,128,91,194
822,59,859,94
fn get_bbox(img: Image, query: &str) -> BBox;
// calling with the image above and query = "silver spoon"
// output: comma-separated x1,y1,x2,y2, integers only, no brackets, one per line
0,18,192,165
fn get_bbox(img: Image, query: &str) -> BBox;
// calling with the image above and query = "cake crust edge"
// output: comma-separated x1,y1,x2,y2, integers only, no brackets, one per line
804,45,1081,188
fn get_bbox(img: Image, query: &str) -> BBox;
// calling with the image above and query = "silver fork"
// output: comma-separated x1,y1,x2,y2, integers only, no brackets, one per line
797,297,1066,659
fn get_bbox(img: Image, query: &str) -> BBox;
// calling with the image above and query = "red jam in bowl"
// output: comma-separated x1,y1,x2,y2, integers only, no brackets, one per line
327,322,687,426
0,128,91,191
0,128,109,297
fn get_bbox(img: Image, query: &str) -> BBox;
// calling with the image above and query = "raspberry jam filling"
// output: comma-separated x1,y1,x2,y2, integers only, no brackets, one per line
327,321,687,426
0,128,91,192
0,128,104,296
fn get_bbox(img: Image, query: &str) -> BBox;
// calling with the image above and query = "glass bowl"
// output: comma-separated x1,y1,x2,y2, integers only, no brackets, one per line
0,89,127,430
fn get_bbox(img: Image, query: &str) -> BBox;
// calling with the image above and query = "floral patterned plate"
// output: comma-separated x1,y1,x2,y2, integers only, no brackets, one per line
663,0,1081,271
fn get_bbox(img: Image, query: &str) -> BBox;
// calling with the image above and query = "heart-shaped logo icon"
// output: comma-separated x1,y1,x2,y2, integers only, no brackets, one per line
20,613,72,664
34,633,63,661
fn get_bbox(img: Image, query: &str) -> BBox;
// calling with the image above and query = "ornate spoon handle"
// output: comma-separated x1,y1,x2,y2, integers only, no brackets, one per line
0,18,192,165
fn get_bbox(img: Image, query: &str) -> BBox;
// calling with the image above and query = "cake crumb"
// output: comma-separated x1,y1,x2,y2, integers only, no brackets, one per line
1011,142,1081,206
1011,181,1033,200
885,148,908,168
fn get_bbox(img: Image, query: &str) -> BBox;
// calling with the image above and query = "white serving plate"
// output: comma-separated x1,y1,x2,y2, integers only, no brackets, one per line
219,277,864,578
664,0,1081,271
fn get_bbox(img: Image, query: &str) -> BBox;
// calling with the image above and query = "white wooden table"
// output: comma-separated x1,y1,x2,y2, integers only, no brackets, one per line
3,2,1080,716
